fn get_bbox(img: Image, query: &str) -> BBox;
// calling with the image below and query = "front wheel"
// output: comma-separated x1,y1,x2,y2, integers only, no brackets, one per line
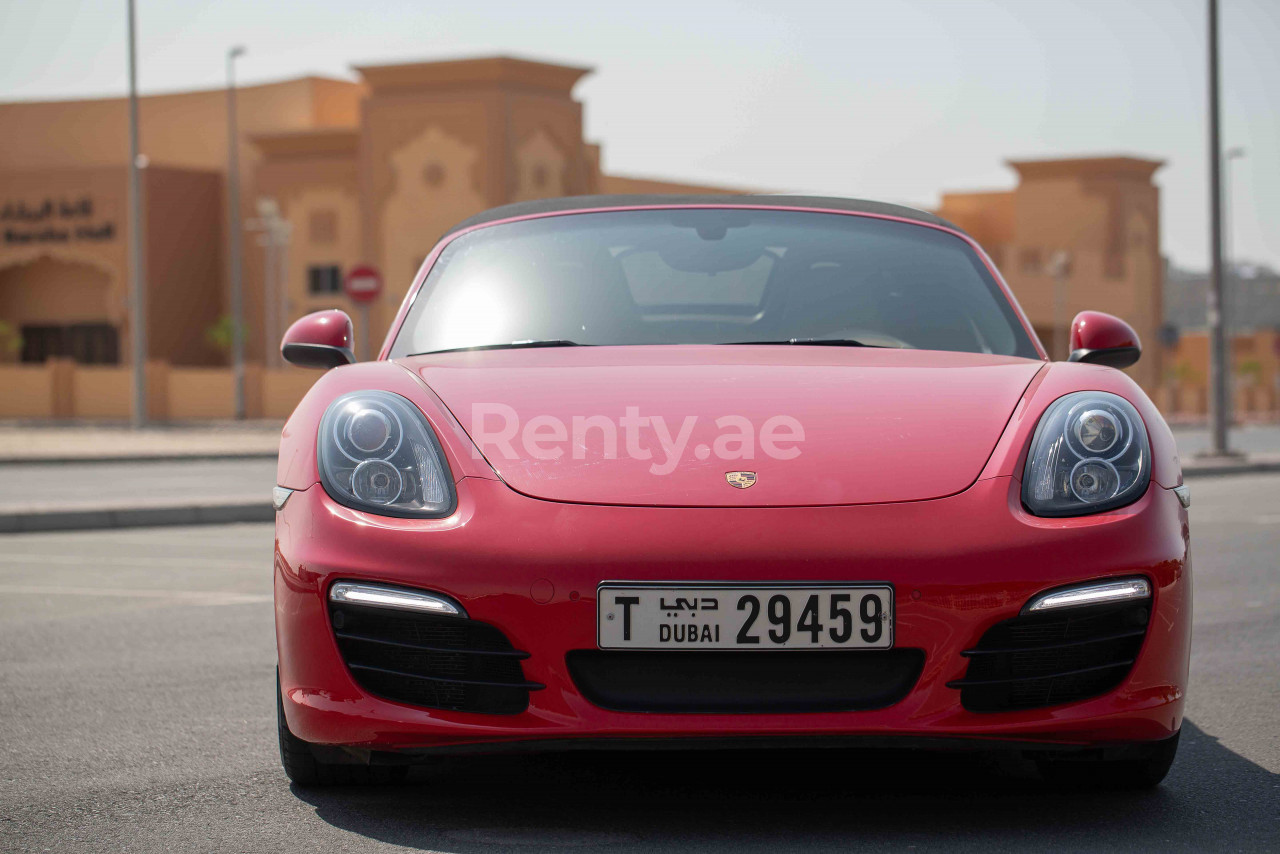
1035,731,1180,789
277,670,408,787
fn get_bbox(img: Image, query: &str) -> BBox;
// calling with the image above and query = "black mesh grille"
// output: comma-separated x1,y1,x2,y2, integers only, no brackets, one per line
567,649,925,714
948,600,1150,713
330,602,540,715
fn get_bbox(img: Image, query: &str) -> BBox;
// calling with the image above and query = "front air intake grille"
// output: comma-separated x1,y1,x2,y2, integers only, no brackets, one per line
567,649,925,714
948,601,1150,713
329,602,542,715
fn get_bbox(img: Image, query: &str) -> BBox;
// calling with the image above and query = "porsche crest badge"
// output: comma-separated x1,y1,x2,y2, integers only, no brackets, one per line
725,471,758,489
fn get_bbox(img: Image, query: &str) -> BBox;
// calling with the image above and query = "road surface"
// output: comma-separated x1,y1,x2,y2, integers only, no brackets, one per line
1,474,1277,852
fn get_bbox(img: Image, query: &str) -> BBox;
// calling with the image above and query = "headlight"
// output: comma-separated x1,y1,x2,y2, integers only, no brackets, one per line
318,390,455,518
1021,391,1149,517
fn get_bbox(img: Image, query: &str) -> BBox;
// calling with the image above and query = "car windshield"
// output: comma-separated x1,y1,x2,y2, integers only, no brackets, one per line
390,208,1038,358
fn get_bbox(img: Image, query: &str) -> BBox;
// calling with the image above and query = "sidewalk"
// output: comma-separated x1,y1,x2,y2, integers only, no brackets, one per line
0,423,283,532
0,456,277,533
1182,452,1280,477
0,420,282,463
1170,423,1280,458
0,420,1275,533
1173,424,1280,477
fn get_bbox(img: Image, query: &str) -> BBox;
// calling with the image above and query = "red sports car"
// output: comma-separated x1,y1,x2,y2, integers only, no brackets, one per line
273,196,1190,788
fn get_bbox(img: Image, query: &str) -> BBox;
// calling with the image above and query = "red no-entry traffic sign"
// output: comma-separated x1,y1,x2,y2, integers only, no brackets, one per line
343,265,383,304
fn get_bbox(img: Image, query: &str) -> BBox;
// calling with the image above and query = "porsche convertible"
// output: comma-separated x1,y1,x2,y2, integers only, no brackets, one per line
273,196,1190,788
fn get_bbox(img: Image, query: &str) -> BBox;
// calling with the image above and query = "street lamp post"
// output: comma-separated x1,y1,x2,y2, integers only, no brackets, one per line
1205,0,1232,457
126,0,147,427
1221,146,1245,424
1223,146,1246,317
226,45,247,419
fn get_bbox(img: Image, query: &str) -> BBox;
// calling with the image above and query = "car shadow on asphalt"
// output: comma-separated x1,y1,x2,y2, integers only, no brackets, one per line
291,720,1278,851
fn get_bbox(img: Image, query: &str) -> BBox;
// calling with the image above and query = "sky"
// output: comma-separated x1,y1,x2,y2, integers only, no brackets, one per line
1,0,1276,272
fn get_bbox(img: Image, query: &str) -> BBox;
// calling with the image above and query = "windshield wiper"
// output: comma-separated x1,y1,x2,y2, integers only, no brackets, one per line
723,338,885,347
410,339,586,356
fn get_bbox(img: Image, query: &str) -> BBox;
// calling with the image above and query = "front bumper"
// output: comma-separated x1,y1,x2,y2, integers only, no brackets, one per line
275,475,1191,752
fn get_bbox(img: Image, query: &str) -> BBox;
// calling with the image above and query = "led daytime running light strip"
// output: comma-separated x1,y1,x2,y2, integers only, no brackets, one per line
1023,577,1151,614
329,582,464,617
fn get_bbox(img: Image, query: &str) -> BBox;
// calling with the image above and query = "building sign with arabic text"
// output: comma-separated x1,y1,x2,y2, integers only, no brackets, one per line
2,197,116,246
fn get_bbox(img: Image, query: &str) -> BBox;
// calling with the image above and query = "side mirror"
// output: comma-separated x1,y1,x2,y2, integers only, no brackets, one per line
1067,310,1141,369
281,310,356,369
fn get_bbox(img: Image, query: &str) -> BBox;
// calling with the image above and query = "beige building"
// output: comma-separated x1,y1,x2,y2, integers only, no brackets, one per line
939,157,1164,394
0,57,733,376
1,55,1188,418
252,58,739,362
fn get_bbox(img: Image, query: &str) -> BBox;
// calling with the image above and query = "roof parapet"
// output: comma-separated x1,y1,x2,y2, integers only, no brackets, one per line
1007,156,1164,182
353,56,593,95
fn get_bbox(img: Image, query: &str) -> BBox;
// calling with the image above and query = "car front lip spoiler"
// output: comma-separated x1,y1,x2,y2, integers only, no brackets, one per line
323,733,1178,763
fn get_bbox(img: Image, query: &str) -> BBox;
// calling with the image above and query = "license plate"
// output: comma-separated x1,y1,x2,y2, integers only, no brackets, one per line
596,583,894,650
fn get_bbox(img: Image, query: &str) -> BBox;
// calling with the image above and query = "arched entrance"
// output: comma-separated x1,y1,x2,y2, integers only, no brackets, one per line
0,255,118,363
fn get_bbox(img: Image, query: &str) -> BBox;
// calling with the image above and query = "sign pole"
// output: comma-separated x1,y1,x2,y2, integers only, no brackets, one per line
343,265,384,361
361,304,372,362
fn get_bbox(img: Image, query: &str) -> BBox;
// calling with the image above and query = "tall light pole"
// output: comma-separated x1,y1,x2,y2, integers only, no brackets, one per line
1221,146,1246,425
227,45,247,419
126,0,147,427
1205,0,1232,456
1223,147,1246,324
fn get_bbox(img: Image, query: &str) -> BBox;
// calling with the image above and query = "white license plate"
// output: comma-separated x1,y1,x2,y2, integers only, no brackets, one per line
596,584,894,650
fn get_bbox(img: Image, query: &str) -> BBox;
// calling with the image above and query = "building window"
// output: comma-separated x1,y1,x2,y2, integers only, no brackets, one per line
309,210,338,245
21,324,119,364
307,265,342,296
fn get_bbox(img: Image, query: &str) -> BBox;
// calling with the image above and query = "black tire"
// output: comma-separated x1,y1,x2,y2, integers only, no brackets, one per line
277,670,408,787
1035,731,1180,790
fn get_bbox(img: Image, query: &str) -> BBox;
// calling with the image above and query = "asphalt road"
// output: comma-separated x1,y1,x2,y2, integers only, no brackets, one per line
1,475,1277,853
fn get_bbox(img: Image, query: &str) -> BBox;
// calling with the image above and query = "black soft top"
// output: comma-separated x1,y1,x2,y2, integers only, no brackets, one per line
444,194,963,237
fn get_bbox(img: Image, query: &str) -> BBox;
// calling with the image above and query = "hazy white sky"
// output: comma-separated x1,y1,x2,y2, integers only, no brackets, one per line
1,0,1276,271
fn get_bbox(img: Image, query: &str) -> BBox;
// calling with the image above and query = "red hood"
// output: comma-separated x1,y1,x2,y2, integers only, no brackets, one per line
400,347,1043,507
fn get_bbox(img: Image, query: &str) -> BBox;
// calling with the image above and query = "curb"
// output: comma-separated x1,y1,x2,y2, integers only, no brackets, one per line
0,452,277,466
0,500,273,534
1182,460,1280,479
1,461,1275,534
